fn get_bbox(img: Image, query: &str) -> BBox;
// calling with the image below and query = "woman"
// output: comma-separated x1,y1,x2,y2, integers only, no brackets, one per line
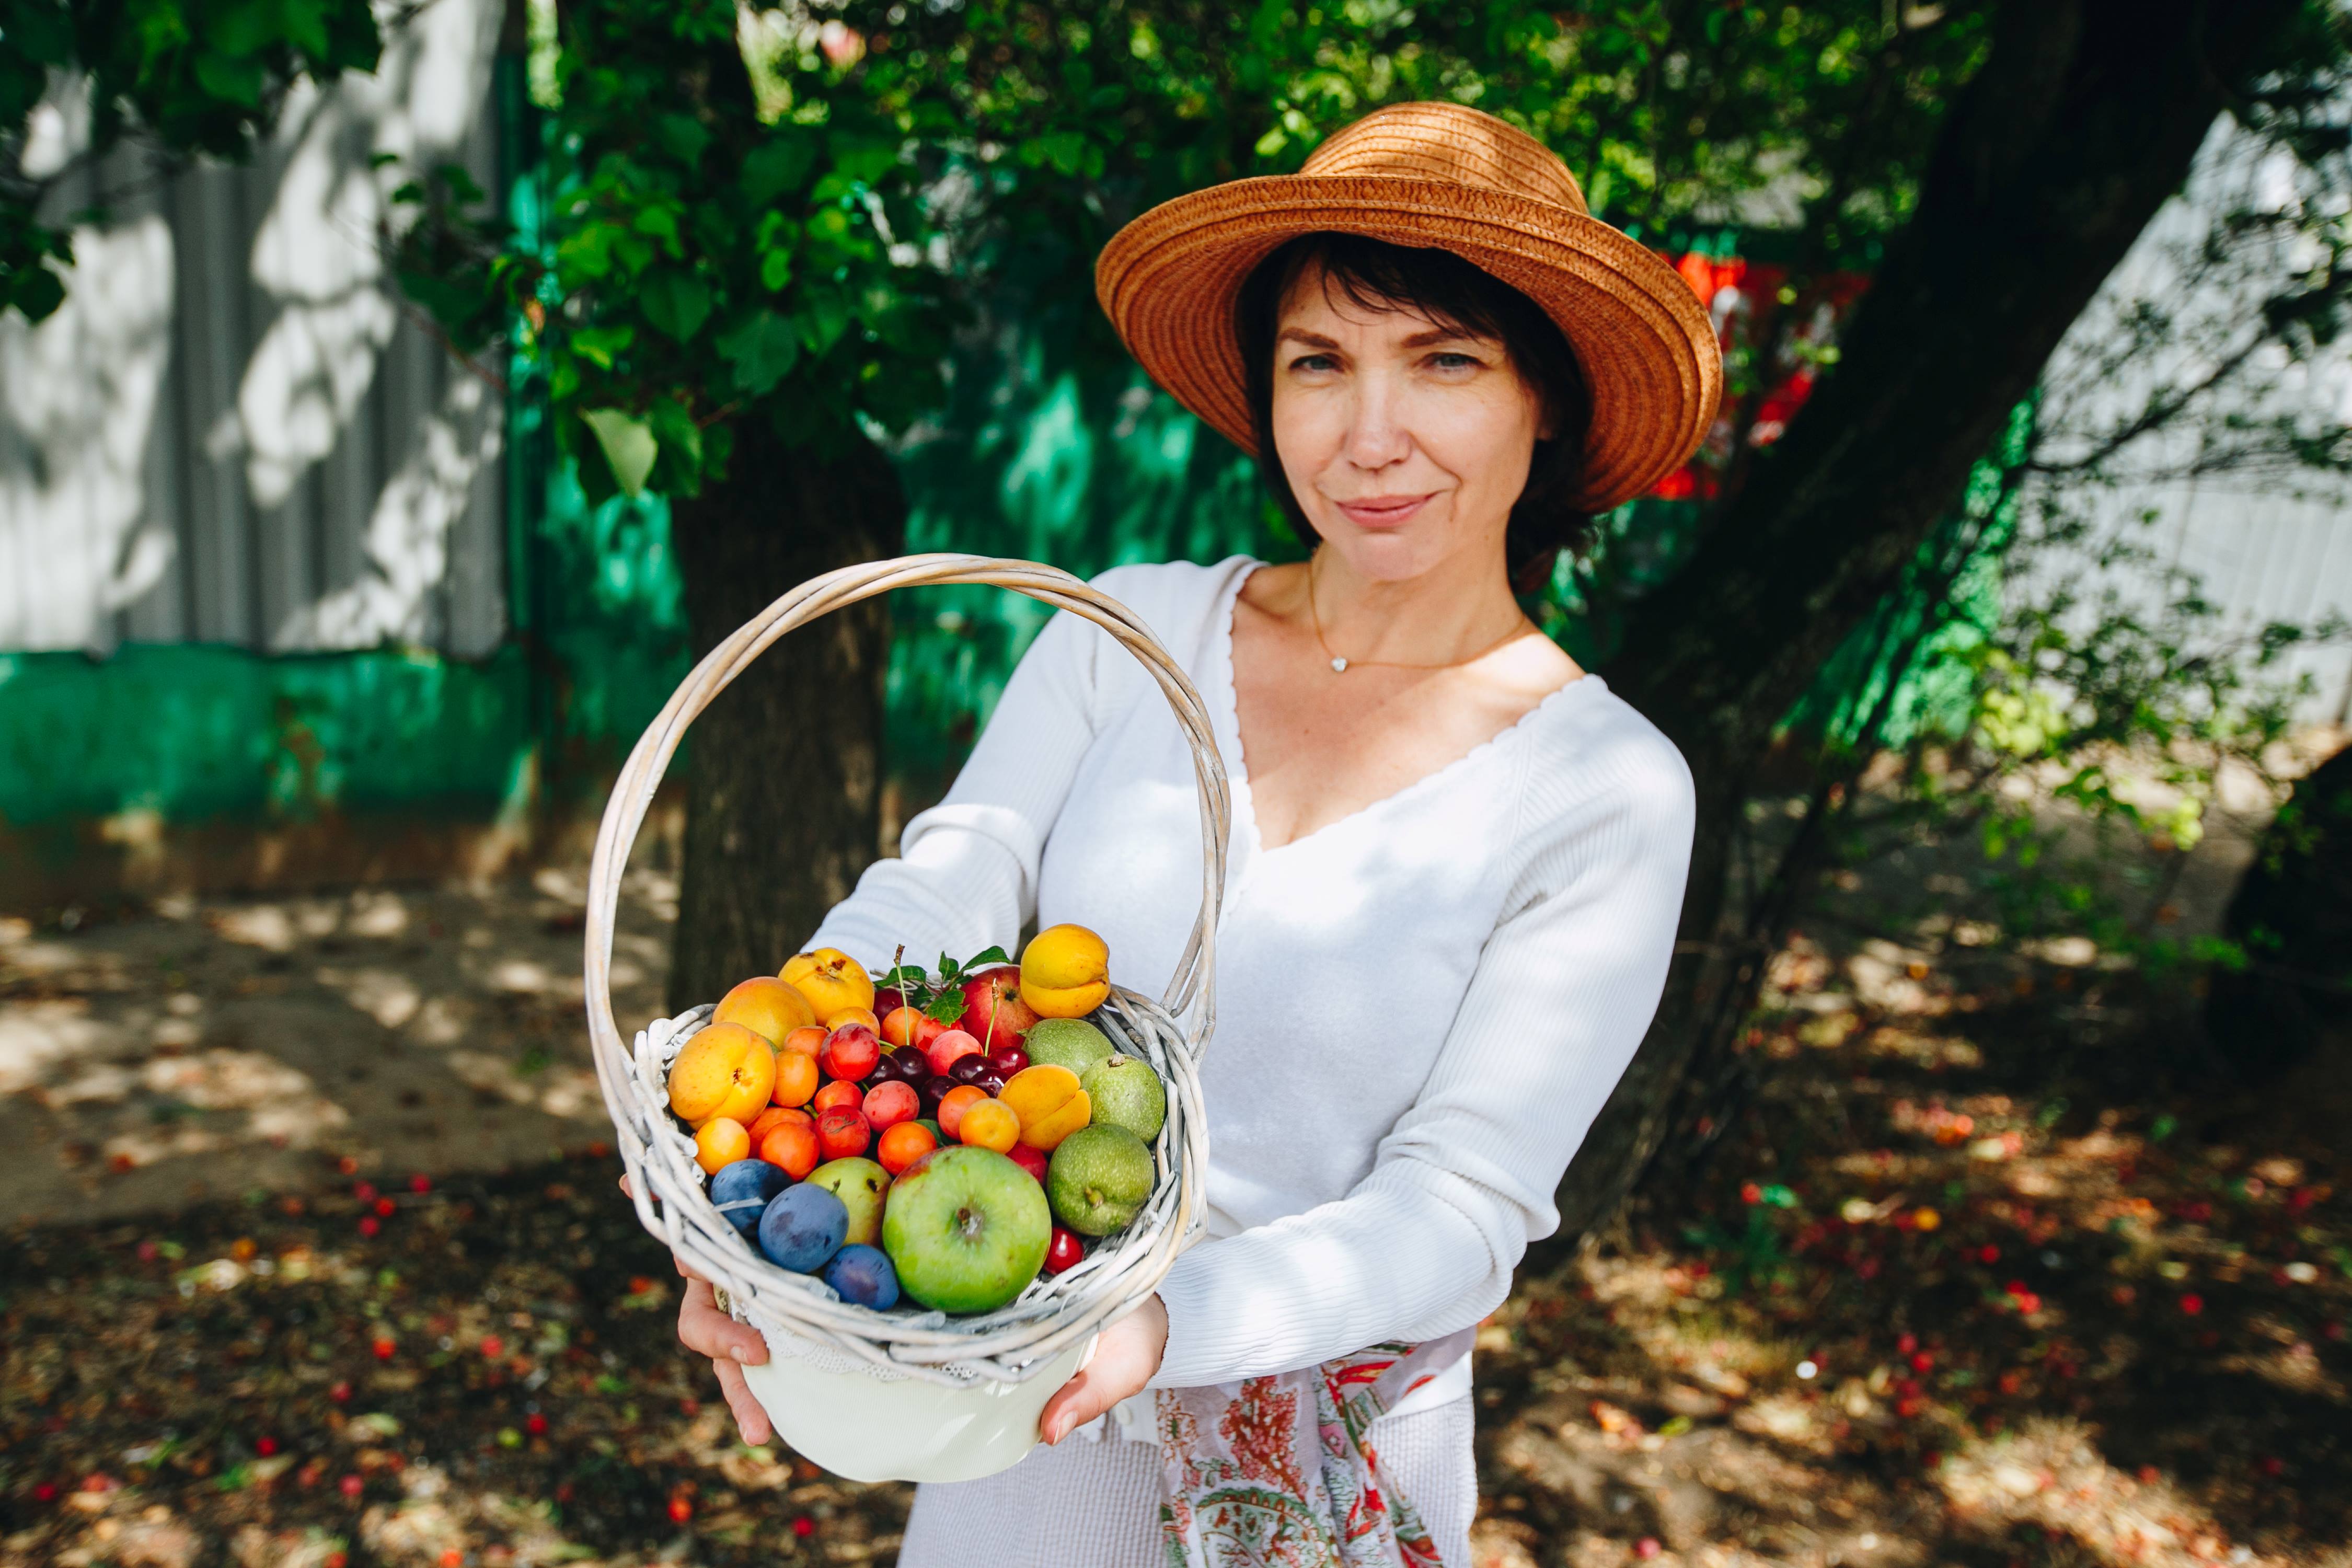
675,102,1720,1565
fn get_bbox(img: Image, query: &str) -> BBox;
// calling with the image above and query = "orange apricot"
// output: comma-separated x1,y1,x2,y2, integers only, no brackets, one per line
712,976,817,1046
695,1117,751,1175
876,1121,938,1175
825,1005,881,1034
667,1023,777,1125
956,1098,1020,1154
780,949,875,1022
1018,924,1110,1019
758,1117,821,1180
783,1025,828,1057
770,1049,820,1108
998,1064,1090,1151
937,1085,988,1140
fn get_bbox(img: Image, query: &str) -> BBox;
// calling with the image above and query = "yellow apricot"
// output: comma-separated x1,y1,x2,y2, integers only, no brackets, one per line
781,948,875,1022
1020,924,1109,1019
998,1064,1091,1151
667,1022,777,1125
712,976,817,1045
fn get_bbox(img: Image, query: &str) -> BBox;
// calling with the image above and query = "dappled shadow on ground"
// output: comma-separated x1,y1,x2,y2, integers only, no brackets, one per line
1471,950,2348,1568
1,907,2345,1567
0,873,676,1226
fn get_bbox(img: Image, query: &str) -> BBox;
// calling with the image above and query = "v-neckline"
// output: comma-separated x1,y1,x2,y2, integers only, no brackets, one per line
1209,557,1602,862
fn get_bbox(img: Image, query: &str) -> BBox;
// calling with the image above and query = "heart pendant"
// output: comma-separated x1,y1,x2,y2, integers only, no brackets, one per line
1330,656,1348,673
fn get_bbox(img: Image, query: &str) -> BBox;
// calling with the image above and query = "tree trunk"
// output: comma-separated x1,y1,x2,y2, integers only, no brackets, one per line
665,421,906,1014
1550,0,2309,1242
2206,740,2352,1081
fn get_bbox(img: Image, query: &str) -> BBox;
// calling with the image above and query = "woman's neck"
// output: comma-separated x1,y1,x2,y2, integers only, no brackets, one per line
1301,545,1529,667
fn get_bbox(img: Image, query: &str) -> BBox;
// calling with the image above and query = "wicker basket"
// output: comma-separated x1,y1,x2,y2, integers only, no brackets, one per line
583,554,1229,1482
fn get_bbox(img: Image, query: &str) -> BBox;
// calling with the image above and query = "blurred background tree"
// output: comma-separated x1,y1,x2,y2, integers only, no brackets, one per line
1,0,382,319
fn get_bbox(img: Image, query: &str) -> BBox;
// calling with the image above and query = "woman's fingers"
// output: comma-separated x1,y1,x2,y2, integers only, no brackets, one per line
711,1355,775,1446
1039,1295,1169,1445
676,1275,768,1366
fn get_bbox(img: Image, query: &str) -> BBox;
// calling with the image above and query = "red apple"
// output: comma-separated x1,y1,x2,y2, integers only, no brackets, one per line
820,1023,882,1082
1043,1225,1085,1276
1006,1143,1050,1183
959,966,1040,1053
925,1028,985,1077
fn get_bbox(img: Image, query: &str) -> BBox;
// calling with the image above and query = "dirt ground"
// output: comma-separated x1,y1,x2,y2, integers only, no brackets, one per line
3,736,2346,1567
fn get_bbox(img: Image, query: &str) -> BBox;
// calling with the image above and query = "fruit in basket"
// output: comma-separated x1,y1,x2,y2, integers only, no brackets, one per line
1046,1125,1155,1236
878,1046,930,1084
696,1117,752,1174
823,1244,900,1310
813,1080,863,1116
771,1049,820,1109
957,1098,1021,1154
816,1106,872,1161
758,1184,848,1273
1044,1225,1085,1276
863,1079,919,1131
936,1085,987,1140
919,1075,958,1119
781,949,875,1022
826,1005,881,1034
924,1028,985,1077
1000,1065,1090,1151
881,1146,1052,1313
1019,925,1111,1018
710,1159,791,1235
784,1025,828,1057
881,1006,947,1052
1006,1143,1050,1183
819,1022,882,1082
713,976,818,1044
745,1104,797,1148
876,1120,938,1175
1082,1054,1167,1142
669,1024,778,1124
1023,1018,1114,1079
757,1114,821,1180
807,1157,891,1247
986,1043,1030,1078
948,1055,991,1087
958,966,1040,1053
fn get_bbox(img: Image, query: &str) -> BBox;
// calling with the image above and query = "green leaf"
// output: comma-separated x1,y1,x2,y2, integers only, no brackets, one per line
569,324,633,368
640,271,711,341
923,989,967,1025
741,135,818,206
581,408,658,497
193,50,266,107
826,133,899,184
645,398,703,482
654,113,711,166
759,248,794,292
797,285,851,355
714,310,800,394
962,946,1010,970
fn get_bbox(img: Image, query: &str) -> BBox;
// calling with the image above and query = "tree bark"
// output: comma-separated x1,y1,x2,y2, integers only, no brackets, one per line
665,421,906,1014
1551,0,2309,1242
2206,740,2352,1080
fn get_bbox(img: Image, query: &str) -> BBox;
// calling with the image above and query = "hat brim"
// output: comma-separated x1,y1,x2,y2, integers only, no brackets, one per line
1096,175,1724,514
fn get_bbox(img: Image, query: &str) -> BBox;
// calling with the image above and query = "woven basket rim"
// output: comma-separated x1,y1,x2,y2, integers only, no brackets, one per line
583,555,1230,1386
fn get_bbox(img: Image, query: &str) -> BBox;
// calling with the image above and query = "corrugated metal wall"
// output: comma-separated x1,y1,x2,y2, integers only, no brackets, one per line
0,0,508,658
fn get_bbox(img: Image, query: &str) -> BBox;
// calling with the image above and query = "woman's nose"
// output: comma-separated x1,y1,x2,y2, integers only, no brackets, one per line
1341,374,1413,471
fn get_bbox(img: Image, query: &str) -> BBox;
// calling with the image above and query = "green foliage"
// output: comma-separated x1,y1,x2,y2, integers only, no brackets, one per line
1,0,378,320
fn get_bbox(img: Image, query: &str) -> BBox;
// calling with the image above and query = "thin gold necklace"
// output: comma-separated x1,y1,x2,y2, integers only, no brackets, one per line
1306,553,1529,674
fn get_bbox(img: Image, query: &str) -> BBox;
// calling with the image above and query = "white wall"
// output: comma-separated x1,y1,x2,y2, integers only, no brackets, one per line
0,0,509,658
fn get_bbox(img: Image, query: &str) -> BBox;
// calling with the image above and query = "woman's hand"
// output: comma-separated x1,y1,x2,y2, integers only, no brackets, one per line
1037,1294,1168,1445
620,1174,775,1445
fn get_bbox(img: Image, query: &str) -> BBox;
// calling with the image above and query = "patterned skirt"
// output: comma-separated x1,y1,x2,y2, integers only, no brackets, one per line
897,1343,1475,1568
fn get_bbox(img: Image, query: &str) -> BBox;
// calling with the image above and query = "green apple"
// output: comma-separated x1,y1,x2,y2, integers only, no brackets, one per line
881,1146,1051,1314
806,1158,890,1248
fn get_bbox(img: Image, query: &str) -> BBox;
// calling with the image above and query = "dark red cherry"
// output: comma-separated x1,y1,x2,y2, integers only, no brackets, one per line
920,1075,958,1117
986,1045,1029,1078
948,1055,991,1087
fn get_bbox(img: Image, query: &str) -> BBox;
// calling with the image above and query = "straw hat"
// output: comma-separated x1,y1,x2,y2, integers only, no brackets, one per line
1095,101,1723,513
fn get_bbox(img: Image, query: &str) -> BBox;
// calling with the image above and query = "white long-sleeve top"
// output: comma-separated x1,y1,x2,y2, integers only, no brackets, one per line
808,555,1695,1392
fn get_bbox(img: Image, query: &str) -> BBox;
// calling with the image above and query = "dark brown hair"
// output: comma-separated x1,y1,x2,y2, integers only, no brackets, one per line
1233,232,1596,593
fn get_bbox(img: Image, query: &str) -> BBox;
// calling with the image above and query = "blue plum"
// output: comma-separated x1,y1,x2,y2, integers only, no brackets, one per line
758,1184,848,1273
822,1244,900,1310
709,1160,791,1236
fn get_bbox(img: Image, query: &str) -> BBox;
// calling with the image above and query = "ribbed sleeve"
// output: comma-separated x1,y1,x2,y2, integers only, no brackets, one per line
1147,730,1695,1387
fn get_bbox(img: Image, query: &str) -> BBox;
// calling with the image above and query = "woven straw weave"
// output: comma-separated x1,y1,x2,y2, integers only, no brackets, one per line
584,555,1230,1386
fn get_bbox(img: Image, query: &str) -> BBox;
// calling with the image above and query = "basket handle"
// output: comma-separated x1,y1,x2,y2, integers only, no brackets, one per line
583,554,1232,1119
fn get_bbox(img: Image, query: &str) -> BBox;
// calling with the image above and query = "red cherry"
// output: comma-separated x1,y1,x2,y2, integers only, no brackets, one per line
986,1045,1029,1078
1044,1226,1086,1276
1007,1144,1050,1183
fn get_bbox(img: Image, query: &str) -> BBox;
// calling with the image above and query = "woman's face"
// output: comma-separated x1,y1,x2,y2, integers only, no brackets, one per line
1269,262,1548,583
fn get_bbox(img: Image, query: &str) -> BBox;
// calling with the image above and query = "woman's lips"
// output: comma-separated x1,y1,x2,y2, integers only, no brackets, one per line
1333,493,1435,529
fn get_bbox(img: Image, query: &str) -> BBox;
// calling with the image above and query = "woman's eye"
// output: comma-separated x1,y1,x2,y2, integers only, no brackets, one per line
1288,353,1337,373
1429,351,1483,371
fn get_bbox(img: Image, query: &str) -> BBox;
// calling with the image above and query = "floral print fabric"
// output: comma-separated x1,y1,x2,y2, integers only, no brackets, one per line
1152,1334,1467,1568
